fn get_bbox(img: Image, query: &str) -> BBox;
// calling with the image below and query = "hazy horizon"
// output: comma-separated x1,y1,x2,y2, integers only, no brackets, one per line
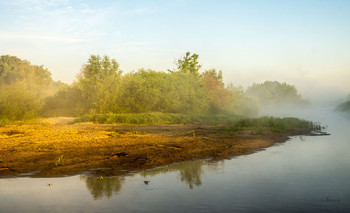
1,0,349,101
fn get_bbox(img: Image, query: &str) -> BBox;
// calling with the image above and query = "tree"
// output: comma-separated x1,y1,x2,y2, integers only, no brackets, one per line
41,84,86,117
0,55,60,120
201,69,229,113
226,84,259,116
170,52,202,75
115,69,209,114
0,83,41,120
246,81,306,106
77,55,122,114
0,55,54,98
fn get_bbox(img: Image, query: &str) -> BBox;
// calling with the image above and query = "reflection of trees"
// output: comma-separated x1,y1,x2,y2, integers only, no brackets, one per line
179,161,202,189
141,160,205,189
80,176,125,200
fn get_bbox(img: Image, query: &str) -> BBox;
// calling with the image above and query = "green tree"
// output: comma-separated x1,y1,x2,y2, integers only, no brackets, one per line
171,52,202,75
0,83,41,120
77,55,122,114
226,84,258,116
246,81,306,106
168,71,209,113
41,84,86,117
115,69,209,114
0,55,54,98
0,55,60,120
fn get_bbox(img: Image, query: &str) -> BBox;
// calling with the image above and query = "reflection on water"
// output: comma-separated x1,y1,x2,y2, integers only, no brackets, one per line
80,161,207,200
141,161,205,189
80,176,125,200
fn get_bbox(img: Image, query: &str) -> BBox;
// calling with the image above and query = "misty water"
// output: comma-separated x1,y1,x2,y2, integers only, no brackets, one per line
1,107,349,213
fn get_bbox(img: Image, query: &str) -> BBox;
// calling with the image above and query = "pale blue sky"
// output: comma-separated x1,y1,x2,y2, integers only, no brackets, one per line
1,0,349,99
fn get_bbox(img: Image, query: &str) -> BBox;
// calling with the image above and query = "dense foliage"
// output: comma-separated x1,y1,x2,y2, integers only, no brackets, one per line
1,53,308,123
225,116,315,134
246,81,307,107
42,52,258,118
0,55,63,120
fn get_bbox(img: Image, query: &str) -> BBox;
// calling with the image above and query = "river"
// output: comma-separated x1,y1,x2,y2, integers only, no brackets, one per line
1,107,349,212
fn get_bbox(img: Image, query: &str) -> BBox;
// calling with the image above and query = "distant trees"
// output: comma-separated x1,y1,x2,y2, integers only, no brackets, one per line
246,81,307,107
335,95,350,114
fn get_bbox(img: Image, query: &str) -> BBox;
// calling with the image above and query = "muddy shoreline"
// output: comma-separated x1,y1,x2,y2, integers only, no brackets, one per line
0,123,310,178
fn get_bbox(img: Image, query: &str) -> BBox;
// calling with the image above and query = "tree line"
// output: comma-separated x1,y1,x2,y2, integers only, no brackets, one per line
0,53,307,121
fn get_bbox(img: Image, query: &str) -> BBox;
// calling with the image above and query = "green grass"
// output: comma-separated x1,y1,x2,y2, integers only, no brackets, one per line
74,113,321,136
225,116,317,135
74,112,243,125
3,112,321,136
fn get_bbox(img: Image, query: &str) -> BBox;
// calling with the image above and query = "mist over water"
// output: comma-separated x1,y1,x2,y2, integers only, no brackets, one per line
1,0,350,211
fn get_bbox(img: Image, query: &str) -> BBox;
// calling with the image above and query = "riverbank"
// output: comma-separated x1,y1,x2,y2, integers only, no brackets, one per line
0,122,312,177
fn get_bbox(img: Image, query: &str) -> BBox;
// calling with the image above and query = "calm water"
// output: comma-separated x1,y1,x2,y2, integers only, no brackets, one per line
1,108,349,213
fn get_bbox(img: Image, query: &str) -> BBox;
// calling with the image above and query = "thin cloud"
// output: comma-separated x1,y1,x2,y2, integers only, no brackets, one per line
6,0,111,42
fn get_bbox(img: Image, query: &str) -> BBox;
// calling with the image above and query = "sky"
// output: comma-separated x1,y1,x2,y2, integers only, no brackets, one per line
1,0,349,100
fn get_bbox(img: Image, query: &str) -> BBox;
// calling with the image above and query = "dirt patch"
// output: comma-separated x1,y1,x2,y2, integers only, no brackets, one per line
0,123,308,177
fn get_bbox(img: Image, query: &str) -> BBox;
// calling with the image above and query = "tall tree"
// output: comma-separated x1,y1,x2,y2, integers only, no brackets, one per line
77,55,122,113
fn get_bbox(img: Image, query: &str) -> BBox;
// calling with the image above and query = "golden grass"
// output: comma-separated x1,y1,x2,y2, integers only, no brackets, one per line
0,122,311,177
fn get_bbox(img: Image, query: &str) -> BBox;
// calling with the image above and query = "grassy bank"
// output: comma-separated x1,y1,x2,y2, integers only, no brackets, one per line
226,117,319,134
0,120,317,177
74,112,320,134
1,113,323,177
74,112,243,125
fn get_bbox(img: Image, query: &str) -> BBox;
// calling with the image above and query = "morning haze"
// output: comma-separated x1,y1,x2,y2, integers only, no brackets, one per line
0,0,349,103
1,1,350,212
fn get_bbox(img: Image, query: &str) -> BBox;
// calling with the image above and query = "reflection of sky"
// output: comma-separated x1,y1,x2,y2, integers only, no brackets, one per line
0,0,349,98
0,109,349,212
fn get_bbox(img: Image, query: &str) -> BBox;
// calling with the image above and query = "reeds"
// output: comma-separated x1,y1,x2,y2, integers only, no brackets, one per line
225,116,317,134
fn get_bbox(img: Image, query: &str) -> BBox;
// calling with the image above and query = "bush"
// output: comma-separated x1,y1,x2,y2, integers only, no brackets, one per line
226,116,314,134
0,84,41,120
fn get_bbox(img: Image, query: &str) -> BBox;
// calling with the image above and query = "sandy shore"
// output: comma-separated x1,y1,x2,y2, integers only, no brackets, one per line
0,123,309,177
